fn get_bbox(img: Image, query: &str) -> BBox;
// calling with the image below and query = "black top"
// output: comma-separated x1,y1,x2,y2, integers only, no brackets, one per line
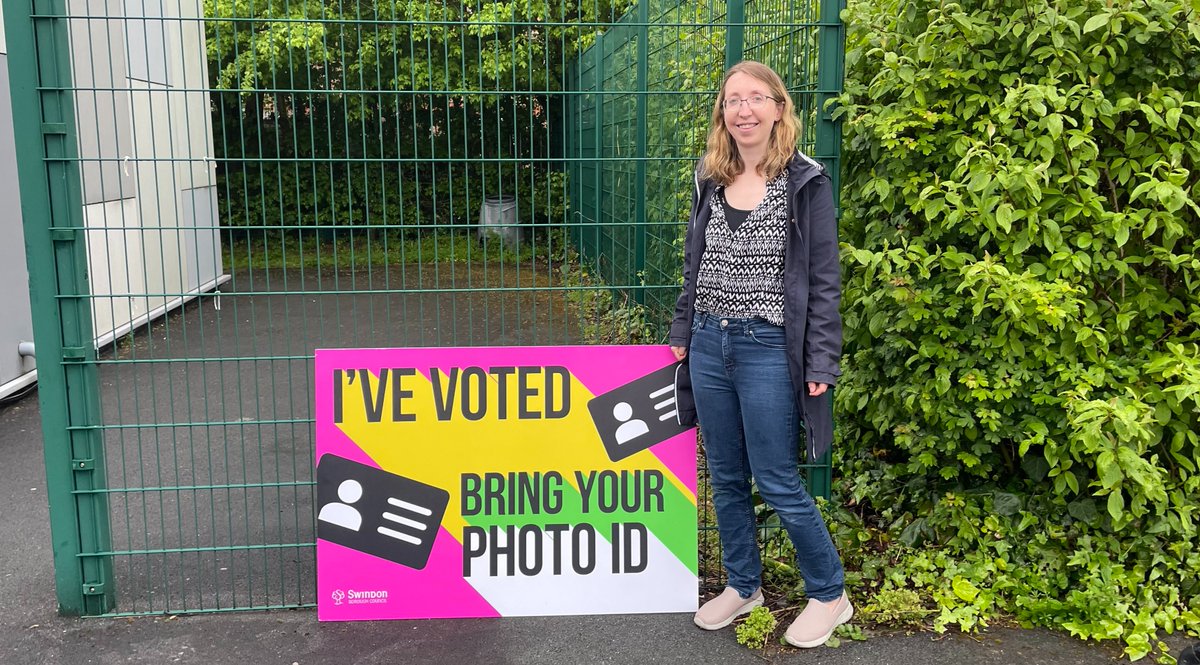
718,190,752,231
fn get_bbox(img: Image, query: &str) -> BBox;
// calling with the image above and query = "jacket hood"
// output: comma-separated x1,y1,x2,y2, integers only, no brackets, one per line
786,150,827,192
696,150,827,199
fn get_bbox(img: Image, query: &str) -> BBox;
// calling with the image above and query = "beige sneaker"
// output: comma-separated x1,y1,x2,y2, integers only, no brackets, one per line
693,587,764,630
784,592,853,648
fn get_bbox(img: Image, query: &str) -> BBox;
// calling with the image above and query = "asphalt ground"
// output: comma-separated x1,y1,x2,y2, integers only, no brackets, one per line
0,413,1132,665
0,265,1160,664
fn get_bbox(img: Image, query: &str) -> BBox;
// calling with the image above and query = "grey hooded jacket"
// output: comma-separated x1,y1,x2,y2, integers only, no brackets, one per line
669,151,842,460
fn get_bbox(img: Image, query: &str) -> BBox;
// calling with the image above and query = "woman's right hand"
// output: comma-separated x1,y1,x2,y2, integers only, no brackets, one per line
670,346,687,361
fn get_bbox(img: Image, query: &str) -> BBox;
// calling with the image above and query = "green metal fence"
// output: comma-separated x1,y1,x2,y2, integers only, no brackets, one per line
4,0,843,616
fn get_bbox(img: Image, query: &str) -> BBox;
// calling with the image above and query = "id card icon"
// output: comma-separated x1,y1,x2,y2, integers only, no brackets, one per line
587,362,693,462
316,454,449,569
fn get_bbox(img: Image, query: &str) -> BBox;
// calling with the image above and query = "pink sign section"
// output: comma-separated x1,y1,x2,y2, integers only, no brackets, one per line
317,529,499,621
314,345,699,621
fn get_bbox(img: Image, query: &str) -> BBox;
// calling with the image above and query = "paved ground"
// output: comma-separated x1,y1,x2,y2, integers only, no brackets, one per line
0,265,1160,664
1,391,1142,665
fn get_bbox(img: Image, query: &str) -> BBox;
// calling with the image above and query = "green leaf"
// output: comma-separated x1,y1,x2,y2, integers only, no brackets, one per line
1022,456,1050,481
1114,223,1130,247
1064,471,1079,495
994,492,1021,516
952,577,980,602
1046,114,1063,139
1067,499,1099,525
1165,107,1182,131
995,203,1014,233
1107,490,1124,519
1083,12,1111,33
1096,450,1123,488
899,518,927,546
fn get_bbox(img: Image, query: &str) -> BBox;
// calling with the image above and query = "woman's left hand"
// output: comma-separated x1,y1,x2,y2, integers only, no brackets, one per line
807,382,828,397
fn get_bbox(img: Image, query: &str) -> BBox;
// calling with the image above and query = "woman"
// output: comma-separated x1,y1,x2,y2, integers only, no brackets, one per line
669,60,850,648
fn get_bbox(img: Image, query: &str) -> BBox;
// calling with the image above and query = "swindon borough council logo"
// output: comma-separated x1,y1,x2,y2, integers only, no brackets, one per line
332,588,389,605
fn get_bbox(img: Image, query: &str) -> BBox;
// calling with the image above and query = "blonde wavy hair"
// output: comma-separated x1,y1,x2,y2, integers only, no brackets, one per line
700,61,800,185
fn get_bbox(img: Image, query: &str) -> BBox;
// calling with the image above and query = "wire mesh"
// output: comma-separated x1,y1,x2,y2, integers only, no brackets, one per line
10,0,840,614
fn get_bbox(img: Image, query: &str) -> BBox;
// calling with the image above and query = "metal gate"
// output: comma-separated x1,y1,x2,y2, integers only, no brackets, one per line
4,0,844,615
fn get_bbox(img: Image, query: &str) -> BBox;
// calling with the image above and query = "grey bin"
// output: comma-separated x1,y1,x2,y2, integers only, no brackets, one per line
477,195,520,246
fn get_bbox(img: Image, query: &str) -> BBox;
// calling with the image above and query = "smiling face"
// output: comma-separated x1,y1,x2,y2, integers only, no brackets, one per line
721,71,784,155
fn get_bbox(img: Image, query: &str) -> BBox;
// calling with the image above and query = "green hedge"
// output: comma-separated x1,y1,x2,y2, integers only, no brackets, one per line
834,0,1199,659
217,160,566,235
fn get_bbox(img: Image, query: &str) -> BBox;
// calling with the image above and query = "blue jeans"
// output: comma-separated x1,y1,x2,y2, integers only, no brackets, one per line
688,313,845,601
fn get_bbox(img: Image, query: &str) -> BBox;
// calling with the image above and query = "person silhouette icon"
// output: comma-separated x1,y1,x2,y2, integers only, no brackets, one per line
613,401,650,445
318,479,364,531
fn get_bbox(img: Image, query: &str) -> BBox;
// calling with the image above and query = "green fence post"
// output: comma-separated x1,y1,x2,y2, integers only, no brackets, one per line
566,59,577,248
634,0,649,303
725,0,745,70
3,0,115,615
815,0,847,189
809,0,848,501
571,52,593,254
593,34,605,276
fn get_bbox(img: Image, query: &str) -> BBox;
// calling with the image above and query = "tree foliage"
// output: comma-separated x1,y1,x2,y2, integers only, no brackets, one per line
204,0,628,231
835,0,1199,658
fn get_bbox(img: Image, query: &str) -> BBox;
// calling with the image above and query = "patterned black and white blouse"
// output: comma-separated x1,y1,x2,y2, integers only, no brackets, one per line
694,171,788,325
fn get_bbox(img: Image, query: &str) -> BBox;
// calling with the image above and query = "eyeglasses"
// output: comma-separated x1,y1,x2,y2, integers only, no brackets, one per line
722,95,780,111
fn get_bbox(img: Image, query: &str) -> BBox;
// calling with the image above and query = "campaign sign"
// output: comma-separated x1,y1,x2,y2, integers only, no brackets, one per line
314,347,698,621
